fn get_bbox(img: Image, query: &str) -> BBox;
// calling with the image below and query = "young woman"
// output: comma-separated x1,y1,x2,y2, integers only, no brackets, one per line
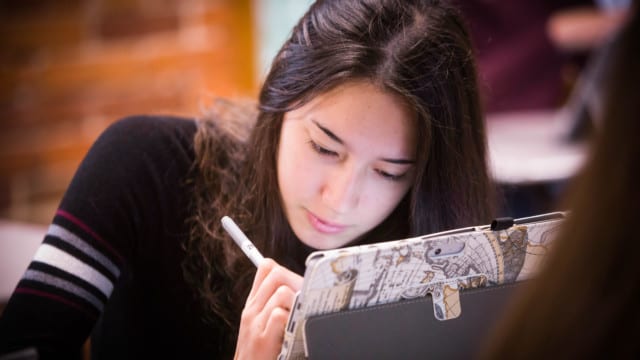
0,0,494,359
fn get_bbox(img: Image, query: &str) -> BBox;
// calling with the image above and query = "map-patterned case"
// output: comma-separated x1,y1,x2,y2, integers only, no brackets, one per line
278,212,566,360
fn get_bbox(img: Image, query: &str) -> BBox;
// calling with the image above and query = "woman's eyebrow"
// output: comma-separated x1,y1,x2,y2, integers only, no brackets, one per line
312,120,343,144
381,158,415,164
312,120,415,164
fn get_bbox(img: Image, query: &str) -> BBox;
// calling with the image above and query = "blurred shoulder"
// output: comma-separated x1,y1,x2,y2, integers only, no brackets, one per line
103,114,197,146
83,114,198,176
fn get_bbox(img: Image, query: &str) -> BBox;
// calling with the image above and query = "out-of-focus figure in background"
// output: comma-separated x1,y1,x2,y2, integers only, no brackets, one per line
458,0,630,114
456,0,632,217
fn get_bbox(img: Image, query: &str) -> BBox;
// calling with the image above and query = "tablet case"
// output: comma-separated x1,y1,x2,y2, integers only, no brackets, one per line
278,212,565,360
305,282,523,359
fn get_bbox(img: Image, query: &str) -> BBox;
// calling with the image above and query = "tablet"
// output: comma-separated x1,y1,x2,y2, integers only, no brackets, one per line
304,281,524,359
278,212,565,360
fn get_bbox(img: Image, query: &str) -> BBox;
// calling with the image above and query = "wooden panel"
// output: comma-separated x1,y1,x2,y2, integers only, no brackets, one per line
0,0,256,224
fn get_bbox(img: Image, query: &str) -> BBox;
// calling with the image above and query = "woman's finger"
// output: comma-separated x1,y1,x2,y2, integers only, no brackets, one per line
245,258,277,304
256,284,297,334
234,259,303,360
263,306,290,345
245,260,302,312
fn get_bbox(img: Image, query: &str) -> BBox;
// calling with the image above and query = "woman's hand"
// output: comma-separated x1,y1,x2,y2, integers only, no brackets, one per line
234,258,303,360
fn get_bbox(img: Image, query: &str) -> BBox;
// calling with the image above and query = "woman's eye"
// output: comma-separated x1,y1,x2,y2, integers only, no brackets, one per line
308,140,339,157
375,169,406,182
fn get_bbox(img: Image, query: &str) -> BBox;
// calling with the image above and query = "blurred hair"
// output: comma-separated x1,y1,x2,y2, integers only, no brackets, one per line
482,4,640,358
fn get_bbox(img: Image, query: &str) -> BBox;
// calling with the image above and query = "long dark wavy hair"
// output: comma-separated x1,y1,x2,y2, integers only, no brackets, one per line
183,0,495,351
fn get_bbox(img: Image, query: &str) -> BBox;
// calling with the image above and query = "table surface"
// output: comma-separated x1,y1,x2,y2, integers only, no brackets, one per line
486,108,587,185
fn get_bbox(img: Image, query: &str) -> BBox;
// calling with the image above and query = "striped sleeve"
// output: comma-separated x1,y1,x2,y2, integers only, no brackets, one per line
0,208,126,357
14,209,124,320
0,115,197,358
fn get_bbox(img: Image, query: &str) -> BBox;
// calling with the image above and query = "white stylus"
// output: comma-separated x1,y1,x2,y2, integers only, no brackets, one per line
221,216,265,267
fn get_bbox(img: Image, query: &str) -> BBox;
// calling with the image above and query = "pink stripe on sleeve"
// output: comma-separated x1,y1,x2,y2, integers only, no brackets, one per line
15,287,97,320
56,209,125,265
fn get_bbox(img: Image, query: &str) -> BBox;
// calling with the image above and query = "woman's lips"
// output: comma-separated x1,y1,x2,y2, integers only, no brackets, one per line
306,210,346,234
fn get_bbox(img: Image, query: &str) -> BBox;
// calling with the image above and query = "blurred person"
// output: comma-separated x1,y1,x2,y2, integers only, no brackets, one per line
0,1,496,359
456,0,630,113
455,0,631,219
482,3,640,358
548,0,632,53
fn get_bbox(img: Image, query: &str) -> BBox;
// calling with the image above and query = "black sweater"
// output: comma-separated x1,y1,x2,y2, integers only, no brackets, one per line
0,116,234,359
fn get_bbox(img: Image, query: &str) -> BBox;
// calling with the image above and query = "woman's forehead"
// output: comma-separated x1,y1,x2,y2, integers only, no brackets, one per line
285,81,418,157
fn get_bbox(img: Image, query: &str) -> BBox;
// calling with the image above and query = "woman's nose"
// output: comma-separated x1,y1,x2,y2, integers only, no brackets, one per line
321,164,363,213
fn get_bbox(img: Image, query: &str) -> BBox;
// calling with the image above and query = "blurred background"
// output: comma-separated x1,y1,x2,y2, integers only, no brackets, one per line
0,0,313,304
0,0,631,227
0,0,314,226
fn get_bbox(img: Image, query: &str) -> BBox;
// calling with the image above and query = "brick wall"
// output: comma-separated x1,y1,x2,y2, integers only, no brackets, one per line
0,0,257,224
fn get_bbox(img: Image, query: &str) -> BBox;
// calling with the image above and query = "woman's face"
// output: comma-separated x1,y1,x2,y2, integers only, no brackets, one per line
277,81,417,250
